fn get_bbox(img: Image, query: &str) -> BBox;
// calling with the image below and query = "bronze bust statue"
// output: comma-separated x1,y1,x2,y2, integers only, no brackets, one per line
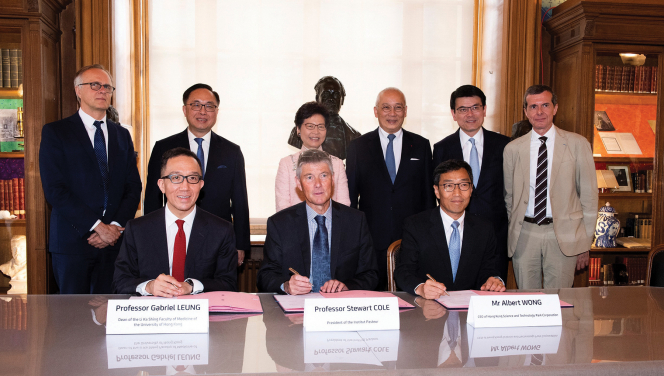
288,76,361,160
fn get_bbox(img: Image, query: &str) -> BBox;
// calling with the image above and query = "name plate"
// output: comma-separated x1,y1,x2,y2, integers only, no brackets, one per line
303,297,399,332
468,325,562,358
106,299,209,335
303,330,399,365
106,333,209,369
467,294,562,328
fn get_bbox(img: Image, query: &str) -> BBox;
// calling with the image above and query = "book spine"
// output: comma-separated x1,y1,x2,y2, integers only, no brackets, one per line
2,181,7,212
12,178,19,217
595,65,600,91
16,49,22,87
1,49,9,88
9,49,18,88
0,179,5,211
621,66,629,92
7,180,13,216
629,66,635,93
646,67,652,93
614,66,622,91
19,178,24,219
653,66,658,94
606,66,614,92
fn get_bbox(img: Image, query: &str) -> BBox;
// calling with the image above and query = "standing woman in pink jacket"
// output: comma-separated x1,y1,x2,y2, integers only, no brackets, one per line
275,102,350,212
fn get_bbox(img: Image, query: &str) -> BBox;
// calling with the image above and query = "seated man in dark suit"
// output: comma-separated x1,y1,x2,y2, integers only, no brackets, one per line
394,160,505,299
113,147,237,296
258,149,378,295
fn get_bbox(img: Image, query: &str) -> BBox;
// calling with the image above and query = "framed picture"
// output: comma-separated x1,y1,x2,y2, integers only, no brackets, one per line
607,165,632,192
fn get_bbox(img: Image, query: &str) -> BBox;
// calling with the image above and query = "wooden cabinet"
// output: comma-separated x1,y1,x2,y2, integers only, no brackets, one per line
0,1,72,294
544,0,664,287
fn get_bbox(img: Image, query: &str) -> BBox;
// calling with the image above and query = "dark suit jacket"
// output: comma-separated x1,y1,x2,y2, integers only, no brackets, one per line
39,112,142,255
144,129,250,251
112,207,238,293
257,201,378,293
346,128,435,251
432,128,510,278
394,208,499,293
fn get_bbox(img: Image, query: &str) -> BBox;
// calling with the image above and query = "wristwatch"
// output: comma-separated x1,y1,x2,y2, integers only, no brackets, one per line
184,278,195,292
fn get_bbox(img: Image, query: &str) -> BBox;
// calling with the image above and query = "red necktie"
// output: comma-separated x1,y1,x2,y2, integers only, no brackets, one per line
172,219,186,282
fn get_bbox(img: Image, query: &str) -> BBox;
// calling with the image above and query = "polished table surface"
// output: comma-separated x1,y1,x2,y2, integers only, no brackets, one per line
2,287,664,375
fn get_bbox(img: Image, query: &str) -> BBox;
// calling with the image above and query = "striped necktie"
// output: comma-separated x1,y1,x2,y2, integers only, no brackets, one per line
534,136,548,225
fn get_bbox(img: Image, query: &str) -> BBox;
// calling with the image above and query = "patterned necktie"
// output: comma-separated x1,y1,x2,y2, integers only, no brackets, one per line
385,134,396,184
92,121,109,211
468,138,480,187
449,221,461,282
172,219,186,282
311,215,331,292
194,137,205,176
534,136,548,225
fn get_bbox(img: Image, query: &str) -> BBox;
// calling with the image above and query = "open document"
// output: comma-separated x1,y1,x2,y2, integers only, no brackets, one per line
436,290,572,310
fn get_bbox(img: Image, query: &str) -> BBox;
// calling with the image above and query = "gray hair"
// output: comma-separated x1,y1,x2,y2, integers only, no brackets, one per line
74,64,113,88
523,85,557,108
375,87,407,107
296,149,334,179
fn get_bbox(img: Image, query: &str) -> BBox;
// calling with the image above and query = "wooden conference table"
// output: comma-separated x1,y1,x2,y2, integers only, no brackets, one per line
2,286,664,375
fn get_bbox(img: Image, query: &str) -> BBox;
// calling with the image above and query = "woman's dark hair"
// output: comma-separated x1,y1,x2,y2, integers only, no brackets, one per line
294,101,330,129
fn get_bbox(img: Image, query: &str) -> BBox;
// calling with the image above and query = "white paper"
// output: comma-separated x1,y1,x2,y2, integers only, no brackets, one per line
303,297,399,332
599,132,643,154
467,325,562,358
106,333,209,369
106,299,209,334
274,293,325,312
467,295,562,328
435,290,479,309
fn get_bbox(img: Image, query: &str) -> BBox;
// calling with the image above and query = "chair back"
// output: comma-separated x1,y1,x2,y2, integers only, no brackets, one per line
386,240,402,292
647,245,664,287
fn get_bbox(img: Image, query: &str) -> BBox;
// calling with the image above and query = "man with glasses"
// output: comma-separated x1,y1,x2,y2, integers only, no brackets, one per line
144,83,250,267
114,147,237,295
433,85,511,280
39,64,142,294
346,87,435,290
394,160,505,298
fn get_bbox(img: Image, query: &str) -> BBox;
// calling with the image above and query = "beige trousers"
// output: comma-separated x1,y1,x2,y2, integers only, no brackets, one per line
512,221,578,289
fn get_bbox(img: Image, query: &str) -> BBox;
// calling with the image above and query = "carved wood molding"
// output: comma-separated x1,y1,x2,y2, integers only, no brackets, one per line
76,0,113,73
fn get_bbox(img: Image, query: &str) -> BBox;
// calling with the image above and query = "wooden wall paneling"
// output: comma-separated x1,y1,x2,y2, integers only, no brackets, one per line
132,0,149,197
59,1,78,116
500,0,542,136
653,53,664,249
76,0,113,72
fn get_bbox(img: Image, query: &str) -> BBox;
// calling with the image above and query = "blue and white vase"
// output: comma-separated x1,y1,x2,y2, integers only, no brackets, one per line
593,202,620,248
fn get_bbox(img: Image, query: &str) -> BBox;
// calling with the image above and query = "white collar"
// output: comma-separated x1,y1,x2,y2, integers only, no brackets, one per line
187,129,211,143
165,204,197,226
78,108,107,128
440,207,465,230
378,126,403,139
458,127,484,146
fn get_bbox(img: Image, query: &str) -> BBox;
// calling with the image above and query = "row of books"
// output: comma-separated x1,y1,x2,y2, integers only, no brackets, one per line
589,257,647,286
0,49,22,89
0,178,25,219
594,64,658,93
0,297,26,330
632,170,653,194
625,214,652,239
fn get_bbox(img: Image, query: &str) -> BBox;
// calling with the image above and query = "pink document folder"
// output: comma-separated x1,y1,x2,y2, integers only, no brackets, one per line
177,291,263,313
436,290,573,310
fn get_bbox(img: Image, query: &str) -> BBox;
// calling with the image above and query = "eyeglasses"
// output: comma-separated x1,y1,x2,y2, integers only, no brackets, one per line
160,174,203,184
303,123,326,131
78,82,115,92
455,105,484,114
380,105,405,113
188,102,218,112
439,182,471,192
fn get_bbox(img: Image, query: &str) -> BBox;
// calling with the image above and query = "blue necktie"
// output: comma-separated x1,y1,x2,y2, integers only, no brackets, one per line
469,138,480,187
195,138,205,176
449,221,460,282
92,121,109,211
311,215,331,292
386,134,396,184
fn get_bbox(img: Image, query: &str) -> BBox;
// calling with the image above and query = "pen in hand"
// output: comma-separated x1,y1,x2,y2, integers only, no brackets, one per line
426,273,450,296
289,267,313,287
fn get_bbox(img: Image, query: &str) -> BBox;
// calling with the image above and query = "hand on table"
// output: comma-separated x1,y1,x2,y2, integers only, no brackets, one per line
146,274,192,297
319,279,348,293
284,275,312,295
480,277,506,292
415,279,448,300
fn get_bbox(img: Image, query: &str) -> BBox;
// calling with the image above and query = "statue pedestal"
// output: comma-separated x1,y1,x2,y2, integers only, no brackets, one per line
7,280,26,294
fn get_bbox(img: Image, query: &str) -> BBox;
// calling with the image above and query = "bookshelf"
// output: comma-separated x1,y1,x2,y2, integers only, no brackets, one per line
545,0,664,287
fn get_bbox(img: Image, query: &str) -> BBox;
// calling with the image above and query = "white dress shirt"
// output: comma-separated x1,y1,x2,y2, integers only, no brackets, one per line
136,205,203,295
459,127,484,170
79,108,120,231
187,129,211,174
440,208,466,247
378,127,403,173
526,126,556,218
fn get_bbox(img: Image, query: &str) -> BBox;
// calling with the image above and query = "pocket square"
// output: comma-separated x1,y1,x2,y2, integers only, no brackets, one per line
410,158,420,161
217,165,227,169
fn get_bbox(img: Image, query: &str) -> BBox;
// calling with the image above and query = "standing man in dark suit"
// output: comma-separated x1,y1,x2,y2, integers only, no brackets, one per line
114,147,237,295
394,160,505,298
346,87,435,290
144,83,250,266
432,85,510,280
258,149,378,294
39,64,142,294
